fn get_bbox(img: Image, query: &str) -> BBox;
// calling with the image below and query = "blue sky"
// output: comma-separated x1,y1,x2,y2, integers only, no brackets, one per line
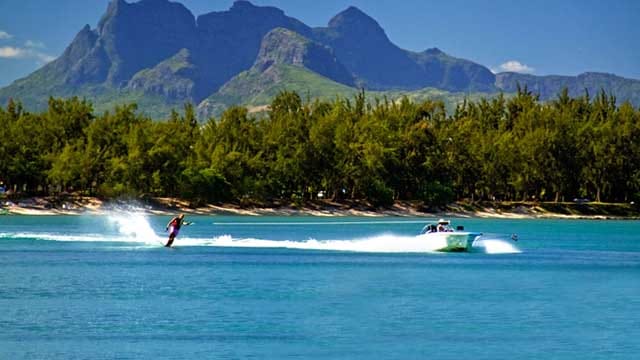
0,0,638,87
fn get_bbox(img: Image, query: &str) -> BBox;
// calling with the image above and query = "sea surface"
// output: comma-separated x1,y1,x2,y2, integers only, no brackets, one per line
1,214,639,359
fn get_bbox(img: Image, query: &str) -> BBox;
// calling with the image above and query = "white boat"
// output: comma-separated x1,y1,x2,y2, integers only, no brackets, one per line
416,219,482,252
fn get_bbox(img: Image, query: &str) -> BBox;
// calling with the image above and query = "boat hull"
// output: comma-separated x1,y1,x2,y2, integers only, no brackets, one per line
417,232,482,252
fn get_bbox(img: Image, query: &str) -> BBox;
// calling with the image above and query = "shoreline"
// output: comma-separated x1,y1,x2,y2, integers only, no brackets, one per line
1,196,638,220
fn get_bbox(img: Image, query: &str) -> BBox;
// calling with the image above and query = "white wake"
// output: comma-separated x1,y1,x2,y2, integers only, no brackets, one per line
472,237,521,254
174,234,449,253
107,212,163,245
1,211,521,254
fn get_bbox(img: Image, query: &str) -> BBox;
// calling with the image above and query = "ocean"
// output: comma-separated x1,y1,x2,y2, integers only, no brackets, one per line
1,214,639,359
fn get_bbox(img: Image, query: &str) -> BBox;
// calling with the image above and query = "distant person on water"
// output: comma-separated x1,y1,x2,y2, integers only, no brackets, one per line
165,214,192,247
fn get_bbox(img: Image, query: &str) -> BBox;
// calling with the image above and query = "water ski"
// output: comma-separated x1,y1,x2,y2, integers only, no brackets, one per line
157,239,176,248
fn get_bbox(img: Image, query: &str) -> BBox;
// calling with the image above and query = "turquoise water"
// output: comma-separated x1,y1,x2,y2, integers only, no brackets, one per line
1,214,639,359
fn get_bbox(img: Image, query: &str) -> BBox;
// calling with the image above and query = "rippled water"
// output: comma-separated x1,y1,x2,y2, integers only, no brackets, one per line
1,214,639,359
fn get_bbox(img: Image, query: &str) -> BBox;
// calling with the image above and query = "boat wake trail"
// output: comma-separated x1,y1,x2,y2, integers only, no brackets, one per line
0,231,445,253
472,237,521,254
178,234,449,253
0,212,164,246
107,212,163,245
0,231,521,254
1,212,521,254
164,234,521,254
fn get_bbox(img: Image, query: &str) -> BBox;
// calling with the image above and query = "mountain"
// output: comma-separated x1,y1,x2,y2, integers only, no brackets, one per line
254,28,353,86
68,0,198,87
312,7,496,92
495,72,640,105
312,6,425,89
0,0,638,118
409,48,497,92
0,0,198,116
198,28,356,117
193,0,313,99
200,65,498,118
128,48,198,101
199,28,498,118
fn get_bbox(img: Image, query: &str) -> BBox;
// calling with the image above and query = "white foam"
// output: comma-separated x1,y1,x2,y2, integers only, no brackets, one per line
472,238,522,254
166,234,447,253
107,212,162,245
1,232,112,242
1,211,164,246
2,231,521,254
173,234,521,254
2,212,522,254
99,214,457,252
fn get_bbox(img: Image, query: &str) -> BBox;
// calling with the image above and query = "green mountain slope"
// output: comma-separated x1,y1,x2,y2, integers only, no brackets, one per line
198,64,356,117
127,48,199,102
198,63,497,118
0,74,182,119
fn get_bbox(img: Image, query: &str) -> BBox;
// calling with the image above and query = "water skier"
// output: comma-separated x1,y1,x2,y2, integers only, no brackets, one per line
165,214,192,247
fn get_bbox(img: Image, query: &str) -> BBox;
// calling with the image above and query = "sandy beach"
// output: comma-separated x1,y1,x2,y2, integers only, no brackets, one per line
1,196,638,220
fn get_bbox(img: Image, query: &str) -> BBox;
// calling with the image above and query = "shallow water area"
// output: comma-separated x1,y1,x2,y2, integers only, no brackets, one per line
1,214,639,359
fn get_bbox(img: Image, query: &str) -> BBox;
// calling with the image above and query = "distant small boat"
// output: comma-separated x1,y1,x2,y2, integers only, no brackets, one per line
417,219,482,252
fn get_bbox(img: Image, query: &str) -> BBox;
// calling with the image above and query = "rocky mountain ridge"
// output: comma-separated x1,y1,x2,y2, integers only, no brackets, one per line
0,0,638,118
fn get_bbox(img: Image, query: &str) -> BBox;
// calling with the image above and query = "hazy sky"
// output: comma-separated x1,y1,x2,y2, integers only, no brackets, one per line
0,0,638,87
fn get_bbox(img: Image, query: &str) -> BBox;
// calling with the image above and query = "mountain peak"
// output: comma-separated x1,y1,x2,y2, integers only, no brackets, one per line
328,6,383,34
228,0,284,16
255,28,313,70
95,0,197,85
198,1,297,28
334,6,369,20
423,48,444,55
79,24,92,33
253,27,353,86
231,0,256,10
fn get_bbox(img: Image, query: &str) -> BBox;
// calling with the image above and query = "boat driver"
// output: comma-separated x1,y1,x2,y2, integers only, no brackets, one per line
437,219,450,232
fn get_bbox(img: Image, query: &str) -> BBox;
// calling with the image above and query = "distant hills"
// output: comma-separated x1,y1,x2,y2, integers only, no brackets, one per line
495,72,640,106
1,0,638,118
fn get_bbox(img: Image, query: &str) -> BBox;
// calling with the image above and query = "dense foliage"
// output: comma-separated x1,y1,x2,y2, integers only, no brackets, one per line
1,88,639,206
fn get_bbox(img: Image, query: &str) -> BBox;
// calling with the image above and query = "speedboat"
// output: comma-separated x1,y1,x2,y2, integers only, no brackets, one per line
416,219,482,252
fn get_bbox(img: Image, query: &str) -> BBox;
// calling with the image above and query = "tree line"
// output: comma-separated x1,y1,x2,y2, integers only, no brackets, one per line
1,87,639,206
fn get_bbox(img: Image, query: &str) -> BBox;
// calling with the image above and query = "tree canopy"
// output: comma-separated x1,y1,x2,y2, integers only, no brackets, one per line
1,88,639,206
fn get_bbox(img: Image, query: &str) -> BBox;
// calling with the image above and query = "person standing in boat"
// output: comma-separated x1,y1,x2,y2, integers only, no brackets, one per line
165,214,192,247
437,219,452,232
